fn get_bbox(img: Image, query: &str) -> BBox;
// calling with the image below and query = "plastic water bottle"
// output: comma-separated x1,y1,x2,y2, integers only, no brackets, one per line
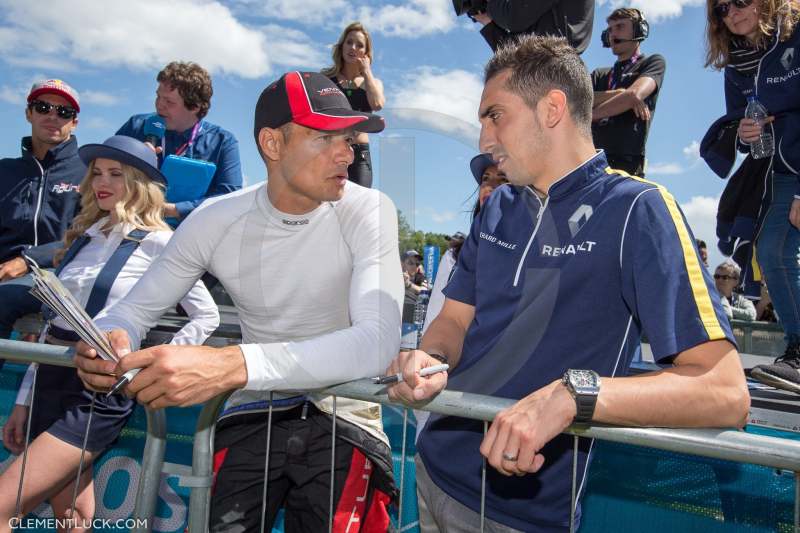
745,96,774,159
413,290,430,347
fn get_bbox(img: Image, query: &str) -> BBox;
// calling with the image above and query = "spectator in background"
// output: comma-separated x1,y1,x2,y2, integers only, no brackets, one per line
0,136,217,529
323,22,385,188
701,0,800,392
714,261,757,321
0,79,85,341
591,8,666,177
402,250,430,324
756,283,778,322
697,239,709,267
472,0,595,53
117,61,242,223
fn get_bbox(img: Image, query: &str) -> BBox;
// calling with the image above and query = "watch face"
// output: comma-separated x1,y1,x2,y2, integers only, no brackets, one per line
572,370,598,388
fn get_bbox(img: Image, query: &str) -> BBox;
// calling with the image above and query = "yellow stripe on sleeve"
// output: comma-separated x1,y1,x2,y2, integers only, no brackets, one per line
606,167,727,341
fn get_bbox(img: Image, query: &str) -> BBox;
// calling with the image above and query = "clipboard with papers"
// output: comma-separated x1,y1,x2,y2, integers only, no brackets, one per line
24,256,119,363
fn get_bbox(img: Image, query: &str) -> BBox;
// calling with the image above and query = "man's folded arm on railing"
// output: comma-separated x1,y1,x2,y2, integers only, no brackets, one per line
387,297,750,478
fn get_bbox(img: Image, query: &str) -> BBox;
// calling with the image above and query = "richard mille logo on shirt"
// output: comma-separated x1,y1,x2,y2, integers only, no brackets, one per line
282,218,309,226
479,232,517,250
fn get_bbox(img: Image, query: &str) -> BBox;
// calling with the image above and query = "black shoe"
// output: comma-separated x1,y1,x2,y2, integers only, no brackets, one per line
750,343,800,393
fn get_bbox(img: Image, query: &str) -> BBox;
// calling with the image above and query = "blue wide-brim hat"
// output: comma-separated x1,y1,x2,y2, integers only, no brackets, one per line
469,153,497,184
78,135,166,184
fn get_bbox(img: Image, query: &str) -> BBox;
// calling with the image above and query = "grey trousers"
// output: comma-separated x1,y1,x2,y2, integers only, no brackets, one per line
415,455,525,533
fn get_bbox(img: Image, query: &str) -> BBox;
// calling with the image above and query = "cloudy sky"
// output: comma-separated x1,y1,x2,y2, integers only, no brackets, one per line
0,0,729,267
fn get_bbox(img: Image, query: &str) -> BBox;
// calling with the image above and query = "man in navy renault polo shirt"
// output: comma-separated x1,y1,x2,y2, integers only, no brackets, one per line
387,35,750,532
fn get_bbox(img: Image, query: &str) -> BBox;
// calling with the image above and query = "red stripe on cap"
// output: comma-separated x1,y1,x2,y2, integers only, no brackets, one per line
285,71,312,119
286,71,369,131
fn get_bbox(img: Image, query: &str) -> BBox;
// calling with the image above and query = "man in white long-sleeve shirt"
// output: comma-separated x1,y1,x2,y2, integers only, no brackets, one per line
74,71,403,532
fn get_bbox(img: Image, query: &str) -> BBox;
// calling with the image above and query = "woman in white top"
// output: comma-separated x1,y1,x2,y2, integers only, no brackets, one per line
0,136,219,531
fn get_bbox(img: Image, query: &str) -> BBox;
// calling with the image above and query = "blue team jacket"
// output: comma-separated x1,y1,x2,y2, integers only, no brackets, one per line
0,136,85,266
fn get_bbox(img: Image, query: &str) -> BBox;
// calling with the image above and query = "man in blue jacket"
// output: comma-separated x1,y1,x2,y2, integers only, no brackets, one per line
386,35,749,532
116,61,242,222
0,79,85,339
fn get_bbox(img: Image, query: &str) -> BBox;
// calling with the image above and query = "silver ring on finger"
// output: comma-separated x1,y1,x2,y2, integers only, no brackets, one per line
502,451,518,462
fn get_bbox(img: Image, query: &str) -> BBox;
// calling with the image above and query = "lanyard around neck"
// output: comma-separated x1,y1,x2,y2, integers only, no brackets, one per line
171,121,202,157
607,53,642,90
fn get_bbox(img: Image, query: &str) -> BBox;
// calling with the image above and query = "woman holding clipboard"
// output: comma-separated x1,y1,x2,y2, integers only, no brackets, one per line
0,135,218,531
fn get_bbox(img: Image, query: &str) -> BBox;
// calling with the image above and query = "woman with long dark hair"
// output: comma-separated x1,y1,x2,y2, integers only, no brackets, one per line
323,22,385,188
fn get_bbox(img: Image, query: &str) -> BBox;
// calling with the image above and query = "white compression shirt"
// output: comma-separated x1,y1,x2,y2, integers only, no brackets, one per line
96,181,403,442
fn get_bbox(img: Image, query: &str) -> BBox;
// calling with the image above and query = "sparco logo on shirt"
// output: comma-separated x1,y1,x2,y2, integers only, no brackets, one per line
282,219,309,226
51,182,80,194
541,241,597,257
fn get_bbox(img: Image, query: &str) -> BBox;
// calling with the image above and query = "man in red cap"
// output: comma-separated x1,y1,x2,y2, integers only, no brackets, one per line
0,79,85,340
76,71,402,531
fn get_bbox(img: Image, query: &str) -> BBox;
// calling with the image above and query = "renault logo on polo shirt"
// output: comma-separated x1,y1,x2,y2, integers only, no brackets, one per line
568,204,593,237
782,48,795,71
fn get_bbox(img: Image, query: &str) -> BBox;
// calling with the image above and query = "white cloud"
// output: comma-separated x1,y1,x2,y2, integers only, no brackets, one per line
0,85,26,105
0,0,314,79
647,162,685,175
597,0,704,22
683,140,701,165
81,91,121,106
387,67,482,145
243,0,350,26
260,25,327,70
358,0,456,37
680,195,723,267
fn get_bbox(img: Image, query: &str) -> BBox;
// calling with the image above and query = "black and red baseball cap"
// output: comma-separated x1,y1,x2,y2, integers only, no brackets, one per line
253,71,385,140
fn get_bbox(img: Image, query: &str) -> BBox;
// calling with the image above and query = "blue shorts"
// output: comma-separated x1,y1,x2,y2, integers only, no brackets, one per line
30,363,134,453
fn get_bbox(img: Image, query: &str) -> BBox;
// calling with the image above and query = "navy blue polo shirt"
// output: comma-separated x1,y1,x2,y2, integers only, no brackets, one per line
417,152,734,532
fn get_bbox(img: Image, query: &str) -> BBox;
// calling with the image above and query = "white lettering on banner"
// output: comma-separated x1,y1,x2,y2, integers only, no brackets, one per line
479,232,518,250
541,241,597,257
96,455,139,520
766,67,800,84
155,466,188,532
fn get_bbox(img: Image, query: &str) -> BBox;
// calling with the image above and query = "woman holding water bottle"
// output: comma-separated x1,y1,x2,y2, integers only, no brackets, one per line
704,0,800,391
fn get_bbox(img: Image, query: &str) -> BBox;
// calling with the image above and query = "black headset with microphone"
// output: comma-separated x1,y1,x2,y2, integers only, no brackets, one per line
601,9,650,48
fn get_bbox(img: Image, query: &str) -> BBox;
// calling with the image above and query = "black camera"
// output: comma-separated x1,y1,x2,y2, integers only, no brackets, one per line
453,0,488,17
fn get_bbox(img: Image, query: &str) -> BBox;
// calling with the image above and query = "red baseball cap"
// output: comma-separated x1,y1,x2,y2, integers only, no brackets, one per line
253,71,384,140
27,79,80,112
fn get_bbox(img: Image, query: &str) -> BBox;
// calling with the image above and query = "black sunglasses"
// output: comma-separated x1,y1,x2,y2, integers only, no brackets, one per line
28,100,77,120
714,0,753,20
714,274,738,281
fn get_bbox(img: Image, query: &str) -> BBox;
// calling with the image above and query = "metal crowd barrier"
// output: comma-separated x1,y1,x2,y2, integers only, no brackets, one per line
0,339,163,533
730,318,786,355
3,338,800,532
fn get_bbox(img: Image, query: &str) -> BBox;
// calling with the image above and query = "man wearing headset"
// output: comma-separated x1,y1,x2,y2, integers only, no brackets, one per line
591,8,666,177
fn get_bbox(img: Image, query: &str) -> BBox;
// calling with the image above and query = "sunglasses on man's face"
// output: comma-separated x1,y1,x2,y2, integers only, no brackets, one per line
714,0,753,20
28,100,77,120
714,274,738,281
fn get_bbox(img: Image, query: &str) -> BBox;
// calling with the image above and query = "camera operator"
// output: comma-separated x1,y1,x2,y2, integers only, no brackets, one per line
457,0,594,52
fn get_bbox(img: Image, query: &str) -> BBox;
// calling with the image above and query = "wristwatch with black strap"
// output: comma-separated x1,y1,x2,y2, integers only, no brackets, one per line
562,369,601,425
